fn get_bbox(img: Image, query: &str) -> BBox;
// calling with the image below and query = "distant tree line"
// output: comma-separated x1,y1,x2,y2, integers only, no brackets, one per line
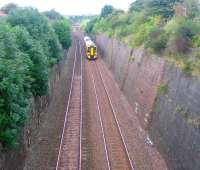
69,15,96,24
0,4,71,149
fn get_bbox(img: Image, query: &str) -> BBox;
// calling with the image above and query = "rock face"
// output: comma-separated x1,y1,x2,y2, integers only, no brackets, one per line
95,34,165,129
150,65,200,170
95,34,200,170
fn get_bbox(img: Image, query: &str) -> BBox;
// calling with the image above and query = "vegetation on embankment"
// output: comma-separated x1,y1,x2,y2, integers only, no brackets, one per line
84,0,200,77
0,4,71,149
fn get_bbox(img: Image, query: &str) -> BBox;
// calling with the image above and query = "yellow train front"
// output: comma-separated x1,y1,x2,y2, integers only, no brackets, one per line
84,36,97,60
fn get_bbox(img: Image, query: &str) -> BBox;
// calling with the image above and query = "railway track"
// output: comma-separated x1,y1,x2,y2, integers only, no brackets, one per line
56,39,83,170
88,60,135,170
56,36,134,169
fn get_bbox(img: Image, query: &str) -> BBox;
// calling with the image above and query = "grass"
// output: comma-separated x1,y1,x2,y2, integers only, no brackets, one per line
128,55,135,63
182,61,192,75
157,83,168,95
166,52,200,78
175,105,200,129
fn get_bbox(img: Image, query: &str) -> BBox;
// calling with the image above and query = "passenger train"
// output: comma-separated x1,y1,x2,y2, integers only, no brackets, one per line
84,36,97,60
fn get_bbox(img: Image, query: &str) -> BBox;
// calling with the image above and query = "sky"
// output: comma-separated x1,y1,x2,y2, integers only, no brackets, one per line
0,0,134,15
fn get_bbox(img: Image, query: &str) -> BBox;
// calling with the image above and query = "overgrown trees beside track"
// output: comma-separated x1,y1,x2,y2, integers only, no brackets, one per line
85,0,200,76
0,6,71,149
53,19,72,49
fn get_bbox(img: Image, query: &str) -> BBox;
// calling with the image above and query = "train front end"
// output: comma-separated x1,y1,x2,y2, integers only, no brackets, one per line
84,36,97,60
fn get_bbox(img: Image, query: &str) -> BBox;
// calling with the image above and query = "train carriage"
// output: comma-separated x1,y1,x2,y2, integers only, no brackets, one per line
84,36,97,60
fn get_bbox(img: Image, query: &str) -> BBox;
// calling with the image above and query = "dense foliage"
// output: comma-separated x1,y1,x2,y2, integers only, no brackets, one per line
1,3,18,14
146,0,184,19
101,5,114,18
53,19,72,49
85,0,200,75
0,6,71,149
43,9,64,20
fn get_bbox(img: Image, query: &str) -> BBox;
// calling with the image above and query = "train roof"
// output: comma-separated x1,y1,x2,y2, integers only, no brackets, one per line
84,36,91,41
85,40,96,47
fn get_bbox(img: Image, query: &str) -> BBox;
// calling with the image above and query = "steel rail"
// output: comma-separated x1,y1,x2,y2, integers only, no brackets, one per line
80,42,111,170
95,61,135,170
79,40,83,170
90,65,111,170
56,40,81,170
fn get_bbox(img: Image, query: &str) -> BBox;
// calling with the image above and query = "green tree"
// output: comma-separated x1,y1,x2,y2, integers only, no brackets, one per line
147,0,184,19
12,26,49,96
8,8,51,40
53,19,72,49
43,9,64,20
7,8,63,65
85,17,99,33
129,0,147,12
0,23,32,148
0,56,31,148
48,30,63,65
0,23,18,59
28,42,49,95
0,6,71,149
1,3,18,14
101,5,114,18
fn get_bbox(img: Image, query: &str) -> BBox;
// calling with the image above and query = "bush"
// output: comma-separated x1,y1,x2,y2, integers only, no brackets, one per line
193,35,200,47
183,60,192,75
166,19,199,54
157,84,168,95
131,15,161,47
168,36,192,54
145,27,168,53
175,20,199,39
